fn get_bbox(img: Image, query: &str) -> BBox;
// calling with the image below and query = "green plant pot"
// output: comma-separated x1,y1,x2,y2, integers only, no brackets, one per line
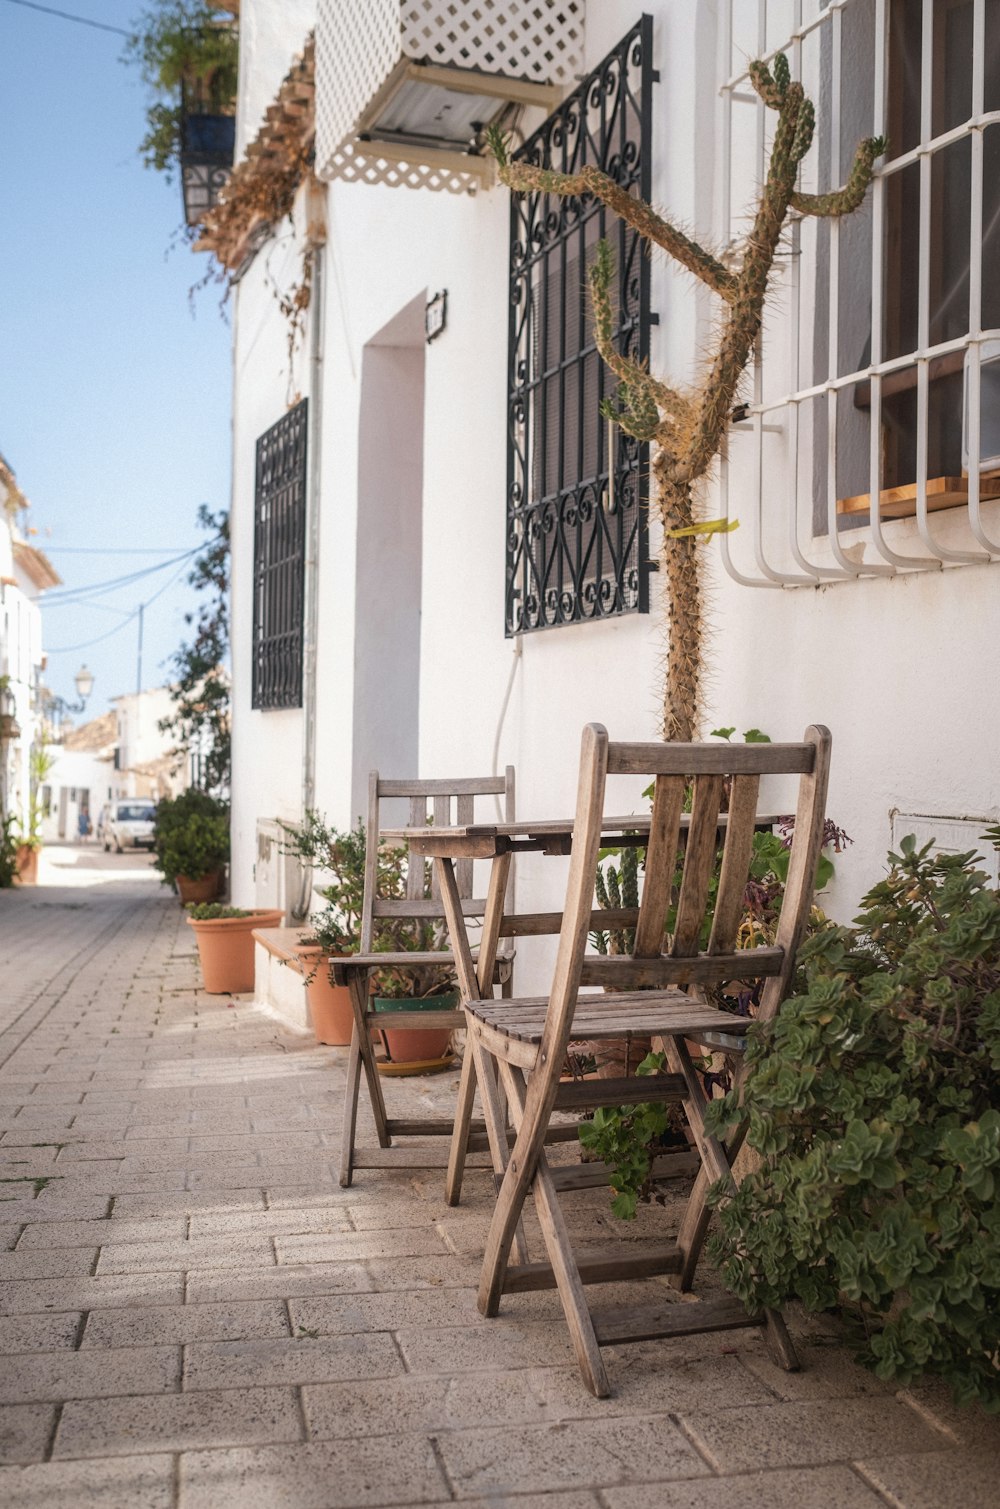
372,991,458,1067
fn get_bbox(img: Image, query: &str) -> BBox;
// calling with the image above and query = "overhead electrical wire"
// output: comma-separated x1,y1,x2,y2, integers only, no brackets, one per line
45,546,192,556
47,554,197,655
43,544,209,607
0,0,130,37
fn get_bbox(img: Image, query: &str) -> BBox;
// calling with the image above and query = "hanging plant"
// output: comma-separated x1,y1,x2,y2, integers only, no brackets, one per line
124,1,238,179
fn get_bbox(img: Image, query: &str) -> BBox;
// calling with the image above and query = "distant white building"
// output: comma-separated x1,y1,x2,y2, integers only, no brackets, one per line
111,687,188,802
204,2,1000,994
0,453,59,840
41,711,116,843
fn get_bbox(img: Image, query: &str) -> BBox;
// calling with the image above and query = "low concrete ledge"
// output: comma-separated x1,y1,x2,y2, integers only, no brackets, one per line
252,927,312,1033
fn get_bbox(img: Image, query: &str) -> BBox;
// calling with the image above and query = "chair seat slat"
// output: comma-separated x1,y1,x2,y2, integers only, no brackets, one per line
467,993,752,1045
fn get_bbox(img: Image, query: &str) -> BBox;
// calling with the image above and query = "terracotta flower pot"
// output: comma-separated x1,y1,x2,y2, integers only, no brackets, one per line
372,991,458,1066
177,872,221,905
296,947,355,1046
187,908,283,994
15,844,39,885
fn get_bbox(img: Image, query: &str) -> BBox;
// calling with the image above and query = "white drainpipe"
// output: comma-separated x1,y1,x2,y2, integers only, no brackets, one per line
293,197,326,921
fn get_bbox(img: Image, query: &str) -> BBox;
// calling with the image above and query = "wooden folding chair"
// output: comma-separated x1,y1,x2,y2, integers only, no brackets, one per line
445,722,831,1396
336,768,515,1188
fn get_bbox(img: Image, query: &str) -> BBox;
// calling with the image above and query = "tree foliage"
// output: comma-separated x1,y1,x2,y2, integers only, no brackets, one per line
706,837,1000,1411
160,505,230,797
124,1,238,176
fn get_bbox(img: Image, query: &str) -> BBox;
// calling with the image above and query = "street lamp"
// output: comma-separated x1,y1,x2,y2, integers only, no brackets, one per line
44,665,95,725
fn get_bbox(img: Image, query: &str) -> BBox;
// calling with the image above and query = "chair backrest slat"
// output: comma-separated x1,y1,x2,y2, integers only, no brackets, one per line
406,796,427,900
633,775,685,958
360,768,517,953
431,796,451,900
671,774,725,956
756,725,831,1023
455,793,475,897
708,773,761,955
360,771,382,953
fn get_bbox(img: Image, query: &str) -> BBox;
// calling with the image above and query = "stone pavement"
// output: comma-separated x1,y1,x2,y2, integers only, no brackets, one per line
0,845,997,1508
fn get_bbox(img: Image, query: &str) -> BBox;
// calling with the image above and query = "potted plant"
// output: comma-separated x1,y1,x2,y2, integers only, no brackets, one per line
152,787,229,903
279,814,375,1047
279,811,457,1060
186,902,284,993
370,919,458,1073
13,744,54,885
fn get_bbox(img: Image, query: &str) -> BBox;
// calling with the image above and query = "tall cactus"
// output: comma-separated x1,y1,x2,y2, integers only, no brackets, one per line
489,54,884,740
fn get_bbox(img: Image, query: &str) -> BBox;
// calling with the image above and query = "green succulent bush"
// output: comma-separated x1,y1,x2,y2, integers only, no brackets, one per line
153,788,229,885
706,836,1000,1411
186,903,252,920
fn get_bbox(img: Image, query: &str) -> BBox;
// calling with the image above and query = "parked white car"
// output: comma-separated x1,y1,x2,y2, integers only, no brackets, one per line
105,800,157,853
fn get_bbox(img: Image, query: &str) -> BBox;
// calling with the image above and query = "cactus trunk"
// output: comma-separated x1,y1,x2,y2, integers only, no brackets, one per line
656,464,701,742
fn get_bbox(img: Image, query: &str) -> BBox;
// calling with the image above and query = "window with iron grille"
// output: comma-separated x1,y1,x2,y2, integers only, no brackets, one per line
716,0,1000,587
252,400,308,709
505,17,654,635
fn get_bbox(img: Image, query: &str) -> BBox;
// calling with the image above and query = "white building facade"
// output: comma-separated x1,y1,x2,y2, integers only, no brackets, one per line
213,0,1000,988
0,456,59,840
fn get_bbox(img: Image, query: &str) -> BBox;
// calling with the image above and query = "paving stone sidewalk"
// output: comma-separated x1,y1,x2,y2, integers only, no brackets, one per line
0,846,996,1508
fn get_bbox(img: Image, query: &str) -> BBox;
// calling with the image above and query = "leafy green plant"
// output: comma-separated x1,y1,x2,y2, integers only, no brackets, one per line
0,815,19,889
705,837,1000,1411
577,1050,687,1219
124,2,238,177
16,743,56,851
152,788,228,885
186,902,253,920
280,812,455,997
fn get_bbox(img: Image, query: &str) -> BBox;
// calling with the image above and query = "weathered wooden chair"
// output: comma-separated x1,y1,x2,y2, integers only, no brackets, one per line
446,722,830,1396
336,768,515,1188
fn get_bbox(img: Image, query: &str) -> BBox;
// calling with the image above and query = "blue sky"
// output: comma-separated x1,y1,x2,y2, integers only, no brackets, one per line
0,0,231,718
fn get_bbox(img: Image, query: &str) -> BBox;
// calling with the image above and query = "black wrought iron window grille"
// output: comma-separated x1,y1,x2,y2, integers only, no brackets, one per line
505,16,654,636
252,400,308,711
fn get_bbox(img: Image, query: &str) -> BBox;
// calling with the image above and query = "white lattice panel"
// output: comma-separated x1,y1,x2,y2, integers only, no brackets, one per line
316,0,584,185
315,0,401,176
325,142,482,195
399,0,583,84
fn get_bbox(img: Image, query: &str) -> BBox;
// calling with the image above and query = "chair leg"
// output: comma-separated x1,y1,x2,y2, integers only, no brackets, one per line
670,1121,748,1291
349,973,391,1149
477,1120,536,1320
763,1308,800,1371
444,1034,478,1207
530,1156,611,1398
338,1025,363,1188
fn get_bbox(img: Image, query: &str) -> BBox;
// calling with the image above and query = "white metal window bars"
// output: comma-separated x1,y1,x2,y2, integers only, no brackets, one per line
716,0,1000,588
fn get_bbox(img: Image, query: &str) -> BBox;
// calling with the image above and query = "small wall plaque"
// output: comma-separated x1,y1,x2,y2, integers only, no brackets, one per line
425,289,447,343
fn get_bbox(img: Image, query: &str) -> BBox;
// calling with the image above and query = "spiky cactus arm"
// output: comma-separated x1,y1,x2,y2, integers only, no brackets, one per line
790,135,887,216
487,126,736,301
657,464,700,742
589,242,692,443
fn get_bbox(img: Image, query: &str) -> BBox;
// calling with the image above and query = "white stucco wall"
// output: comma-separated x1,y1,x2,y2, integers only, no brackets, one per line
227,0,1000,973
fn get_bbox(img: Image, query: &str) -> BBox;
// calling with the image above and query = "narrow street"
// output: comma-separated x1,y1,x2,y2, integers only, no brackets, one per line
0,850,996,1507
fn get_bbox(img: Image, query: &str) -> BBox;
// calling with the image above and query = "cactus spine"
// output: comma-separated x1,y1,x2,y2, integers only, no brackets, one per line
489,57,884,741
